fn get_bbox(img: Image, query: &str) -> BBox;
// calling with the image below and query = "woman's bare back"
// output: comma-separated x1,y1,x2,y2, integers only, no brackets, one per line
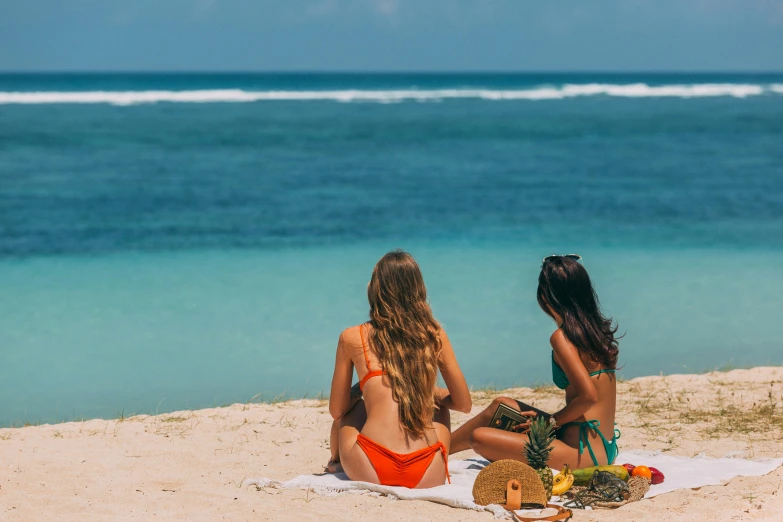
343,324,445,454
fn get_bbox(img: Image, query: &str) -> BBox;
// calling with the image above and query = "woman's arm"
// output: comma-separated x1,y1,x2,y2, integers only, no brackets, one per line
435,329,472,414
329,330,355,420
549,330,598,426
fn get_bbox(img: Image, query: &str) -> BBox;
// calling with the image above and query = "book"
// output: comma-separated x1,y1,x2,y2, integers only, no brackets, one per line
488,402,530,432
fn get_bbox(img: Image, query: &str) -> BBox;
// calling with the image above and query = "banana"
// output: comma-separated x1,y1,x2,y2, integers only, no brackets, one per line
551,464,575,496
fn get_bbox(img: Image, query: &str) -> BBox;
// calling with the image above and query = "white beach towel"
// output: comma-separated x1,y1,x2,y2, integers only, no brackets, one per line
243,451,783,516
617,450,783,498
244,458,510,517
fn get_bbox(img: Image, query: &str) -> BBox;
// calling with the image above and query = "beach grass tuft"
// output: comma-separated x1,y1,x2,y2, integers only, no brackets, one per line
271,393,289,404
626,377,783,451
161,416,189,423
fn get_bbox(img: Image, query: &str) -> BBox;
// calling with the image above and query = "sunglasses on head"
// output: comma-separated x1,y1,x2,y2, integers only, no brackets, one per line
542,254,583,264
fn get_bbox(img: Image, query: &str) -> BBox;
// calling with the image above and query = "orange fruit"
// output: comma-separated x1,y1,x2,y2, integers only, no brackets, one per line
632,465,652,480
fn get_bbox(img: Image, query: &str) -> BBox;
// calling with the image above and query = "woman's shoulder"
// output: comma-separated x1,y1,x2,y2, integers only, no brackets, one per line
549,327,566,345
549,328,579,357
339,323,369,348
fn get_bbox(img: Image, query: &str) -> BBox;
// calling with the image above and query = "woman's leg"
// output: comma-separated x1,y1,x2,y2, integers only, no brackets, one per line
334,400,380,483
326,389,364,473
432,404,451,442
326,419,342,472
450,397,542,454
469,427,598,469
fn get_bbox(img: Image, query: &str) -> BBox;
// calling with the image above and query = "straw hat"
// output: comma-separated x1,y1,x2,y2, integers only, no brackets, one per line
473,460,547,509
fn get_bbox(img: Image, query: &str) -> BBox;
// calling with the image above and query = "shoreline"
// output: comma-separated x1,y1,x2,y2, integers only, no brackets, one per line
2,363,774,430
1,366,782,520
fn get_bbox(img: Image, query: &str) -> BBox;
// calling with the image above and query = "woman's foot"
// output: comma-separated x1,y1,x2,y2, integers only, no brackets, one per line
325,459,343,474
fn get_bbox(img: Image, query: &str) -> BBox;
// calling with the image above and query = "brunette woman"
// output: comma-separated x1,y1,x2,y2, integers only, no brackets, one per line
450,255,620,469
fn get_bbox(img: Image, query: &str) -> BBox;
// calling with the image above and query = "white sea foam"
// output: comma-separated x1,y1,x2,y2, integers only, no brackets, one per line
0,84,777,105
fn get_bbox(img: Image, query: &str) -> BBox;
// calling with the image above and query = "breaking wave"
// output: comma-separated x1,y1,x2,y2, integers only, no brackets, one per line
0,83,779,105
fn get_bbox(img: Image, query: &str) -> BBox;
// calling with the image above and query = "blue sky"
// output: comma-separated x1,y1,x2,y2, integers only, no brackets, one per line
1,0,782,71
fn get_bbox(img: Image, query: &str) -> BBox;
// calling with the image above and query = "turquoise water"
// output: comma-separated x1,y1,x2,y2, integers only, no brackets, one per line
1,73,782,425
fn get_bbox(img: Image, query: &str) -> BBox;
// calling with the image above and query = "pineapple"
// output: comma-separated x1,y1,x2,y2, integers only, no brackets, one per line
524,416,556,500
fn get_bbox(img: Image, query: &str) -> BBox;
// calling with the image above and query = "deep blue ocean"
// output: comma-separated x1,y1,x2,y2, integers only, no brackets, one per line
1,73,782,426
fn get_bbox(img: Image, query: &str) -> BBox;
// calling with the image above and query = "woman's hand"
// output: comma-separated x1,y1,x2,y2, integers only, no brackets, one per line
511,411,539,433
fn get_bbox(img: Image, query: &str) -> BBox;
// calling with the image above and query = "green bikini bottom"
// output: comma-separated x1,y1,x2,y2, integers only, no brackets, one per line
556,420,620,466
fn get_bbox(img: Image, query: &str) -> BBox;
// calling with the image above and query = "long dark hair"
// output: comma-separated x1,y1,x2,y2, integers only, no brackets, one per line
367,250,441,440
537,256,619,368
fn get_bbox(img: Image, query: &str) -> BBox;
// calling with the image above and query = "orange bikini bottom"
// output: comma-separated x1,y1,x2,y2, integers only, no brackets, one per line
356,433,450,488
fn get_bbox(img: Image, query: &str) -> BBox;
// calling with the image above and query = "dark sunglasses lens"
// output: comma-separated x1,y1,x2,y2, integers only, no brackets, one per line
543,254,581,261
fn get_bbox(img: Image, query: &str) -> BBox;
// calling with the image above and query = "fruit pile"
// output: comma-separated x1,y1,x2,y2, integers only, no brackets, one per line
549,462,664,497
520,417,665,500
621,463,665,485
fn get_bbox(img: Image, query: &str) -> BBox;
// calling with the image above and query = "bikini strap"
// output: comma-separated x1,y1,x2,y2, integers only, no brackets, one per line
359,324,371,372
439,442,451,484
560,420,620,466
580,420,616,465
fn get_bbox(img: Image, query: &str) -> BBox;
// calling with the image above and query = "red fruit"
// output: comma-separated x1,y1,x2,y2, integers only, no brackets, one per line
649,467,665,485
621,463,636,474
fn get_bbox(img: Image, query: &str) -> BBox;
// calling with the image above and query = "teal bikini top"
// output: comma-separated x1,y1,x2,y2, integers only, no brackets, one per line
551,352,616,389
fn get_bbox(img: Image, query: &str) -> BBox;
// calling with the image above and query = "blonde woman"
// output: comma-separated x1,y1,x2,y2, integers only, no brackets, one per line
326,250,471,488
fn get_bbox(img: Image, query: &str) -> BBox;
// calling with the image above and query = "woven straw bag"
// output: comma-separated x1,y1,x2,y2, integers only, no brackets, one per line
472,460,547,508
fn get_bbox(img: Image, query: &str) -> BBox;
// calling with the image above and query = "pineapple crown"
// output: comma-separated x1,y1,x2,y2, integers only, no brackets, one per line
524,416,556,468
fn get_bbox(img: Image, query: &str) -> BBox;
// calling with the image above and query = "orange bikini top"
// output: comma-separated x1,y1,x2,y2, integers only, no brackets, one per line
358,324,386,391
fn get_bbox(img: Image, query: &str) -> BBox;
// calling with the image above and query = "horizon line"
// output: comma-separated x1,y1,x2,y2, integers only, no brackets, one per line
2,69,783,75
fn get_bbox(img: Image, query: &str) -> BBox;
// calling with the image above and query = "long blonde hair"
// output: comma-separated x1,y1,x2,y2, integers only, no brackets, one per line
367,250,442,440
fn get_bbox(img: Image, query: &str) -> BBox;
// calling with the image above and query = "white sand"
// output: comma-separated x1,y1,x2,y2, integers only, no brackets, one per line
1,367,782,521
